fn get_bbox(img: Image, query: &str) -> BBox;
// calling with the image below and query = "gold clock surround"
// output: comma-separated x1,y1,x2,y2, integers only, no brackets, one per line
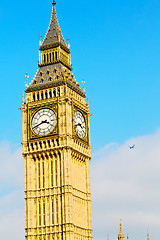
29,103,58,140
72,105,89,143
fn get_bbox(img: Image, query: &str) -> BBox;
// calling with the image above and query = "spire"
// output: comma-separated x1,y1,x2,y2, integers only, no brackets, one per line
40,1,68,50
118,219,125,240
147,229,150,240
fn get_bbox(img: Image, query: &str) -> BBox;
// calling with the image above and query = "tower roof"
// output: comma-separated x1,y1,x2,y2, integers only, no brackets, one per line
40,0,68,50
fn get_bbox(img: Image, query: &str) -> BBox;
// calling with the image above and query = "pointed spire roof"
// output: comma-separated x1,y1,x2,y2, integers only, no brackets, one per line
118,219,125,240
40,0,68,50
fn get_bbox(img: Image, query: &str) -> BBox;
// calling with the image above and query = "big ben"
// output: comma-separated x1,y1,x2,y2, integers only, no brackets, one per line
21,1,93,240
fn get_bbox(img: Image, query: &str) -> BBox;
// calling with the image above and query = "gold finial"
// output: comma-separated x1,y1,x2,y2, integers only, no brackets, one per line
39,33,42,46
147,229,150,240
25,72,29,89
127,232,129,240
52,0,56,6
22,92,24,104
107,234,109,240
82,78,85,89
118,219,125,240
67,35,70,49
120,218,122,230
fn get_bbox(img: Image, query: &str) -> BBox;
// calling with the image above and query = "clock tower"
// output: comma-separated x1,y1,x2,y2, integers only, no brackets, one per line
21,1,93,240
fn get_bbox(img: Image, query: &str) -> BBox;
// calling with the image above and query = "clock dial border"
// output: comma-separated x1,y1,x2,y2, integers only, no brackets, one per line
29,103,58,140
72,106,88,143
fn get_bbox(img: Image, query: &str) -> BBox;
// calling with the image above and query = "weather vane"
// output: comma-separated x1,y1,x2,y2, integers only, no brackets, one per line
25,72,29,89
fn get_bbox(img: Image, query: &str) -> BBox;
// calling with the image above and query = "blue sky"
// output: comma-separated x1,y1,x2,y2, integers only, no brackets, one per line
0,0,160,239
1,0,160,150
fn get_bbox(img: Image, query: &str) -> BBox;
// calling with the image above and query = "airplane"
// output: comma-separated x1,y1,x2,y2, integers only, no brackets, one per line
129,144,135,150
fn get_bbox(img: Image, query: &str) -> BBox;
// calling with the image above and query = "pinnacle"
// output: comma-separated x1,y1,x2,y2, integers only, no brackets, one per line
52,0,56,5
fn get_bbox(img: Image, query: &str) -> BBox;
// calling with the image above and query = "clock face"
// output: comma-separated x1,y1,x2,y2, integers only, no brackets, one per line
74,111,86,139
31,108,57,136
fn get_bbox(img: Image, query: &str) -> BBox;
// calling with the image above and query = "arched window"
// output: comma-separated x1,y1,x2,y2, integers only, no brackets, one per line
45,91,48,99
58,89,60,97
33,93,35,101
41,92,44,100
50,53,52,62
49,90,52,98
44,54,46,63
47,53,49,62
52,52,54,61
53,89,56,97
37,93,39,101
55,52,57,61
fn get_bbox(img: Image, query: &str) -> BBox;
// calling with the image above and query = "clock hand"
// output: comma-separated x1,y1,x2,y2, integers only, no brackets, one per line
33,120,49,129
75,123,82,128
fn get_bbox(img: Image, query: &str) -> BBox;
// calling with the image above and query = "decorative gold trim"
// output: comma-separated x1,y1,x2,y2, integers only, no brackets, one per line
28,103,58,140
72,105,88,143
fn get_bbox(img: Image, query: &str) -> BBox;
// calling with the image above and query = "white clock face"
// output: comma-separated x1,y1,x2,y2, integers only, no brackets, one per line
74,111,86,139
31,108,57,136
